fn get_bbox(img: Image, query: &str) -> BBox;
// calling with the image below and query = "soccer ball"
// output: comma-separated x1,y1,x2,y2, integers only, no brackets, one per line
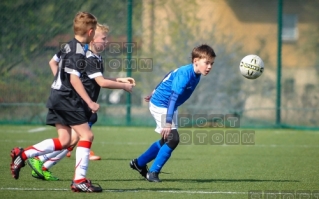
239,55,264,79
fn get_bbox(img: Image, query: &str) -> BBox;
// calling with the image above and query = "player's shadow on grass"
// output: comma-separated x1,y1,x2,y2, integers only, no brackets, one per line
103,158,192,161
57,178,147,182
164,178,300,183
97,178,151,182
103,188,182,192
58,178,299,183
102,158,132,161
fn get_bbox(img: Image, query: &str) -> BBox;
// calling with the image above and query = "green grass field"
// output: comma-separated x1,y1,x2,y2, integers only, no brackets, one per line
0,125,319,199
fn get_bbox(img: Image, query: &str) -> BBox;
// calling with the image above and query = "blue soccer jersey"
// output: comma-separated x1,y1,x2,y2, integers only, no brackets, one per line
151,64,201,110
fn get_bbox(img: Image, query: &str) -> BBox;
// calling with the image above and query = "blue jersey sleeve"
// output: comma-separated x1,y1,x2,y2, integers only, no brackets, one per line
166,91,179,124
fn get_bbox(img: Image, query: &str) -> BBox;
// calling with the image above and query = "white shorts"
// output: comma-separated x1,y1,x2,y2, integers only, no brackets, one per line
149,102,178,133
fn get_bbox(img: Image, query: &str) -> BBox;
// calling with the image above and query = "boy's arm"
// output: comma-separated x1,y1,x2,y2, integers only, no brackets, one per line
166,92,179,124
115,77,135,85
161,71,188,138
144,90,155,102
49,52,61,76
85,56,134,93
70,74,99,112
95,76,134,93
49,58,59,76
104,77,116,81
104,77,136,85
160,91,179,139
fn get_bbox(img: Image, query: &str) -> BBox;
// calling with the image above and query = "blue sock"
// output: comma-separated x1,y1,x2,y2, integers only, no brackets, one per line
149,143,173,173
137,140,161,167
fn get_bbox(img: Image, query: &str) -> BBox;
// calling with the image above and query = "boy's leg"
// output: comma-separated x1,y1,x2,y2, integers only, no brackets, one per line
147,129,180,182
42,149,69,170
10,124,69,179
29,129,79,180
130,103,178,181
38,151,63,162
65,129,79,158
137,138,164,166
70,123,102,192
144,103,179,182
30,149,69,181
41,149,69,181
28,150,62,179
130,138,164,179
88,113,101,161
67,114,101,161
72,124,92,182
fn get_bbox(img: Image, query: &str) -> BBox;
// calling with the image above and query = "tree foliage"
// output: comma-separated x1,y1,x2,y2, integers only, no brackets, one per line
0,0,142,76
0,0,85,75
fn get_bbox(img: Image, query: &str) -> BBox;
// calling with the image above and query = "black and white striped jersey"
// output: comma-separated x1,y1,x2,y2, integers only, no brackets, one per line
81,50,104,103
46,38,88,111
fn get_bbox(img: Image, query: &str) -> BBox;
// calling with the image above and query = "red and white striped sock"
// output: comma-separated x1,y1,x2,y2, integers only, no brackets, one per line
73,140,91,183
42,149,68,170
38,150,62,162
22,138,62,160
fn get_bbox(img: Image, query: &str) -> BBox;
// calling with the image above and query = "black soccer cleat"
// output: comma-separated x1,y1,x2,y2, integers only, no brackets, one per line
10,147,26,180
130,159,149,179
146,171,161,182
71,179,102,193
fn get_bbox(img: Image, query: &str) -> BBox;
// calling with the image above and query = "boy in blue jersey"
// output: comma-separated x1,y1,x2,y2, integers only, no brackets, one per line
130,44,216,182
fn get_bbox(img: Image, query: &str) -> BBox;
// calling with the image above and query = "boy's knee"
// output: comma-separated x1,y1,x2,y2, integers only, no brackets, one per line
90,134,94,141
88,130,95,141
59,139,71,148
84,132,94,142
70,136,79,146
57,134,71,148
166,129,180,149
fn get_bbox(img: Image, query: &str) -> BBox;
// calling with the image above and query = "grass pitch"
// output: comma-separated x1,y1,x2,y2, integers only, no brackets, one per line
0,125,318,199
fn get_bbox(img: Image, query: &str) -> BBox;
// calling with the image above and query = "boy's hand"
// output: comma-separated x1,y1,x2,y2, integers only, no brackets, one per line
117,77,136,86
88,101,99,113
161,123,172,139
144,95,152,102
144,90,154,102
123,83,134,93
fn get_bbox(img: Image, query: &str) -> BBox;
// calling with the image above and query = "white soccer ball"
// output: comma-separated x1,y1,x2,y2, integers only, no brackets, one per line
239,55,264,79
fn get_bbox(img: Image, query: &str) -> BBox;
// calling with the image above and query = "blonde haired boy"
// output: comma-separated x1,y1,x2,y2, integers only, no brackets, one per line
26,22,135,185
10,12,106,192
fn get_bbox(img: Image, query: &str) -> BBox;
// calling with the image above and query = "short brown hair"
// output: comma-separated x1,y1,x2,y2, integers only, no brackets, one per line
191,44,216,63
73,12,97,36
